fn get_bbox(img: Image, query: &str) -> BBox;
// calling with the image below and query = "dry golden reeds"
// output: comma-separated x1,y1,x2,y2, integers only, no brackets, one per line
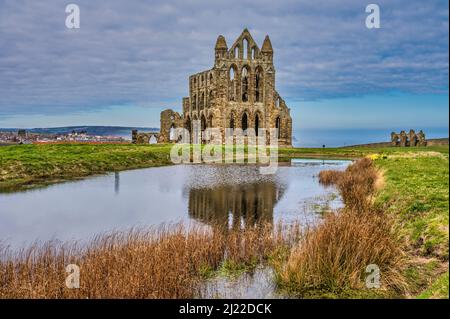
277,158,406,296
0,223,297,299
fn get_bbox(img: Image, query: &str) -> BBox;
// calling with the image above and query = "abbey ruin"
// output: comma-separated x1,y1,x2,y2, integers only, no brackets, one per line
134,29,293,147
391,130,427,147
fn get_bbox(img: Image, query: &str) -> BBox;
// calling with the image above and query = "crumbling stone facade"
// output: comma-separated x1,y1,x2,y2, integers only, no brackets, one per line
391,130,427,147
157,29,293,147
159,109,183,143
131,129,159,144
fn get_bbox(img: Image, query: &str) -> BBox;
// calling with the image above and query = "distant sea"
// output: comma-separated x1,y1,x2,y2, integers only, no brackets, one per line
1,126,447,148
293,128,449,148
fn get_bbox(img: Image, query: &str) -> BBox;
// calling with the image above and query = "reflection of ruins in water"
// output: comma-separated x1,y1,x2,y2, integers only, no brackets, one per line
187,180,285,229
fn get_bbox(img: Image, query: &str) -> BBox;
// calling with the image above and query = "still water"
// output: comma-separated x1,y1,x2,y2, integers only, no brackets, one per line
0,159,350,249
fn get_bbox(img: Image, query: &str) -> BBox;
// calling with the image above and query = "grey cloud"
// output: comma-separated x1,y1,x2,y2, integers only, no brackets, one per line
0,0,448,117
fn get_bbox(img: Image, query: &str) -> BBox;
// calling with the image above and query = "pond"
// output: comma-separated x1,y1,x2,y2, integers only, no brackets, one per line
0,159,350,250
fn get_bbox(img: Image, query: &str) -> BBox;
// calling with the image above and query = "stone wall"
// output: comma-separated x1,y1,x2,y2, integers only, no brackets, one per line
131,129,159,144
159,109,183,143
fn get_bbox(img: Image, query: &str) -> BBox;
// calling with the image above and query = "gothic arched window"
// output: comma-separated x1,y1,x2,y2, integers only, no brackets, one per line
241,66,249,102
229,66,237,101
242,113,248,131
192,94,197,111
255,67,263,102
208,90,214,107
230,114,235,129
275,117,281,138
169,123,175,141
201,115,207,131
185,116,191,136
243,38,249,59
199,92,205,110
208,115,213,128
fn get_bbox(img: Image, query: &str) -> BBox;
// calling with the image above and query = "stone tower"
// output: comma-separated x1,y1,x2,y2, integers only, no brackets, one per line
159,29,293,147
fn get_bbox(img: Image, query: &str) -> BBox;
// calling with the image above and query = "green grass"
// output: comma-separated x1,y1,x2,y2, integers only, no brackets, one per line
368,149,449,298
0,143,448,298
0,144,173,191
417,272,449,299
2,143,447,192
279,145,448,159
373,152,449,260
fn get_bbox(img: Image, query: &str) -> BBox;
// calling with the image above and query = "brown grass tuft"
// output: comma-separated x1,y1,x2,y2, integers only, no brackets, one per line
0,223,297,299
320,158,379,213
318,170,343,186
276,210,406,295
277,158,406,296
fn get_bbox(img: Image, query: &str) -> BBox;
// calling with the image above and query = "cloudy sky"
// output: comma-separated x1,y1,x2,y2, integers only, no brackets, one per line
0,0,448,131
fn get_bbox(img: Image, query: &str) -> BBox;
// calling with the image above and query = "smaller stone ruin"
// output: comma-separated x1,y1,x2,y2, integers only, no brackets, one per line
131,129,160,144
391,129,427,147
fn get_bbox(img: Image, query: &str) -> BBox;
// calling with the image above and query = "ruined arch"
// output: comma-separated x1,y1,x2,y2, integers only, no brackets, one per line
242,112,248,131
243,38,249,59
208,90,214,107
228,65,238,101
190,114,198,144
275,116,281,138
192,94,197,111
199,92,205,110
169,123,175,141
251,47,258,59
159,109,182,143
149,134,158,144
255,66,263,103
185,115,192,135
208,114,213,128
241,65,250,102
229,111,236,129
254,112,262,136
201,114,207,132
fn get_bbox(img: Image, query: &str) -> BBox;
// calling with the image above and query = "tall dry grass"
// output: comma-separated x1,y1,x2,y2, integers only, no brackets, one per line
0,223,296,299
276,158,406,296
276,210,406,295
320,158,378,212
317,170,343,187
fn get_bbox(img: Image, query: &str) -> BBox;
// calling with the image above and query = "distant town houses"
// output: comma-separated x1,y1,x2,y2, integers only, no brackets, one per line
0,130,126,144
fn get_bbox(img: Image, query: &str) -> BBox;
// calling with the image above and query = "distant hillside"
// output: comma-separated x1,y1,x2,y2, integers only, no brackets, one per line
0,126,158,138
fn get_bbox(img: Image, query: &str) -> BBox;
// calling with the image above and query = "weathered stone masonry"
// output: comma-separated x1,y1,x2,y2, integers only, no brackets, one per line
157,29,293,147
391,129,427,147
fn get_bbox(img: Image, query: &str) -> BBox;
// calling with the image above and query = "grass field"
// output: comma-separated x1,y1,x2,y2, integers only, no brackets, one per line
0,143,448,298
372,149,449,298
0,143,447,191
0,144,173,191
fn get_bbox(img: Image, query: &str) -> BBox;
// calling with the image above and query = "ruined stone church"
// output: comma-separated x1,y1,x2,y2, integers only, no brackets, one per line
157,29,293,147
